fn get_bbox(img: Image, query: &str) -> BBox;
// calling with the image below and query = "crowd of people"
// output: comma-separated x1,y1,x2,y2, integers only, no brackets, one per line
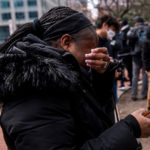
95,15,150,102
1,6,150,150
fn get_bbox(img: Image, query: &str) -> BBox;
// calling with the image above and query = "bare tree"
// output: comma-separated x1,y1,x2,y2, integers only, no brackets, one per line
68,0,83,12
89,0,150,20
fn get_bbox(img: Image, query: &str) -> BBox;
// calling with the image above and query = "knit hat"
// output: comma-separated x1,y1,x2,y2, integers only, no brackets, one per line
120,19,128,26
135,16,144,23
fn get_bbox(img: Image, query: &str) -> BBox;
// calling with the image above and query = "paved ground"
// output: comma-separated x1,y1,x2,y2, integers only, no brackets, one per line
118,84,150,150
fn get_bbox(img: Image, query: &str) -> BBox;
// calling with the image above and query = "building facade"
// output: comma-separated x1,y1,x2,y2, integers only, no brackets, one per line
0,0,77,42
0,0,41,41
0,0,88,42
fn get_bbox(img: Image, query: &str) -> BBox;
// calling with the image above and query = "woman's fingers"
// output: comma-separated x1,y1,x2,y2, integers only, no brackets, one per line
91,47,108,54
85,60,108,68
85,47,110,73
85,53,110,62
131,109,150,138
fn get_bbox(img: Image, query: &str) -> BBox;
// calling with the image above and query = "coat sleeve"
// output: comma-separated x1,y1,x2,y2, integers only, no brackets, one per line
15,113,140,150
81,115,141,150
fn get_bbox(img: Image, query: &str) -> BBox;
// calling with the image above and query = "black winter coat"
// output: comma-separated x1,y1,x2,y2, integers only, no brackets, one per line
110,32,122,59
98,36,113,57
0,34,141,150
127,24,147,63
142,39,150,71
120,25,130,54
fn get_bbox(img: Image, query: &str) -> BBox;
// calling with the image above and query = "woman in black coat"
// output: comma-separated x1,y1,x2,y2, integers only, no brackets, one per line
0,7,150,150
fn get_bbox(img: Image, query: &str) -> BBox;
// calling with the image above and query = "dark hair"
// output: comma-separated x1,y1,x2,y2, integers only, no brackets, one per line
120,19,128,26
0,7,79,52
95,15,110,29
95,15,120,31
135,16,144,23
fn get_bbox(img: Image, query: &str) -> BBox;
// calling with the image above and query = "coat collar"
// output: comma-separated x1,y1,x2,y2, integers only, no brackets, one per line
0,34,80,97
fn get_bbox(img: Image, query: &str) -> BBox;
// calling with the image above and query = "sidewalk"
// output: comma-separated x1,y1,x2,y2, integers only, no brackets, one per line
117,80,142,99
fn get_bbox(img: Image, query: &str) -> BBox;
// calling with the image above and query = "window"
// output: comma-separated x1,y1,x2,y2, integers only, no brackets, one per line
0,26,9,42
2,13,11,21
27,0,37,7
14,0,24,8
16,12,25,20
0,0,10,9
28,11,38,19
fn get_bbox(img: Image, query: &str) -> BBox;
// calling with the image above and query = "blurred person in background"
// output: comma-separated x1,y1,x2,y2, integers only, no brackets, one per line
107,17,123,102
107,17,121,60
95,15,113,57
143,26,150,69
95,15,121,59
0,7,150,150
142,27,150,110
127,16,148,101
142,26,150,76
95,15,121,103
119,19,132,88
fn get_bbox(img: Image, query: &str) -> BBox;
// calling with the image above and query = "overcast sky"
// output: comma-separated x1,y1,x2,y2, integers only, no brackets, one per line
87,0,98,19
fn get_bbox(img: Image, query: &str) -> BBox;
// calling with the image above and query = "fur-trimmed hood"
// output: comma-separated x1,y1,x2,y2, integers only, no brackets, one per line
0,34,80,97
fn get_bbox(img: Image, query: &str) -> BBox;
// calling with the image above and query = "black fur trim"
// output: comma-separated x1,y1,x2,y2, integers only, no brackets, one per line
0,35,79,96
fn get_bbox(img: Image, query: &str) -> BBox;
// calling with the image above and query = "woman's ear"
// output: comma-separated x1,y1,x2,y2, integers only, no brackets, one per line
60,34,73,51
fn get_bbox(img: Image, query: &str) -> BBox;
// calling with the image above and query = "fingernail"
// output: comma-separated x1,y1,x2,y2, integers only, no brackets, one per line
85,54,92,57
86,60,92,63
86,63,90,67
85,54,89,57
91,49,94,53
85,60,88,63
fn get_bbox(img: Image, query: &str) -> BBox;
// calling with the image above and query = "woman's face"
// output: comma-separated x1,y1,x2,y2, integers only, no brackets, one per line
67,28,98,67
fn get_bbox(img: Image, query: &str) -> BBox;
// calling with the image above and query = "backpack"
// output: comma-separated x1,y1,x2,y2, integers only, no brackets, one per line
137,28,146,43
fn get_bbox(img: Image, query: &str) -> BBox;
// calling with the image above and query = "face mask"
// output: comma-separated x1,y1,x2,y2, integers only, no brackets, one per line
107,29,116,40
